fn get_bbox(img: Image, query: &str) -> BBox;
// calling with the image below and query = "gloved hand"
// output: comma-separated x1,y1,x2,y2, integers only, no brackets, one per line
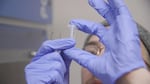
25,38,75,84
63,0,146,84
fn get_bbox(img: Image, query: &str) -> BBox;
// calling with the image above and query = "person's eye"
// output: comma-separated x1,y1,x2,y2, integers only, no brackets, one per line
84,46,100,56
89,51,97,55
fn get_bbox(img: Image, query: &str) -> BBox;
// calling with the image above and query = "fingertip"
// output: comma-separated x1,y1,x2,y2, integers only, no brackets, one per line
88,0,96,8
63,48,82,60
69,19,76,25
64,38,76,47
69,19,80,28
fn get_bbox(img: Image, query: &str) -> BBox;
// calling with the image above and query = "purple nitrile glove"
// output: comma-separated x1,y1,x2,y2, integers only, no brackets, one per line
63,0,146,84
25,38,75,84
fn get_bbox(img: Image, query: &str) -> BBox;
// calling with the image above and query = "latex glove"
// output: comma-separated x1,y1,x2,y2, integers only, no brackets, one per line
25,38,75,84
64,0,146,84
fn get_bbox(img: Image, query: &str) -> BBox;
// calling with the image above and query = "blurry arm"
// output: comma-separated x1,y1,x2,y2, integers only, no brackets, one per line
116,68,150,84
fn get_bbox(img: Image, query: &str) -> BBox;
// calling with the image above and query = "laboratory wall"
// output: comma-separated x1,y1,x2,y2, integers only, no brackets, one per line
0,0,150,84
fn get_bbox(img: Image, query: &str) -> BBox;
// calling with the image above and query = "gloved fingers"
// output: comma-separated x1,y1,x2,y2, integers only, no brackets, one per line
61,51,72,68
25,52,66,84
63,48,103,71
25,71,64,84
88,0,115,24
32,38,75,61
29,52,67,75
108,0,131,16
70,19,107,39
48,70,64,84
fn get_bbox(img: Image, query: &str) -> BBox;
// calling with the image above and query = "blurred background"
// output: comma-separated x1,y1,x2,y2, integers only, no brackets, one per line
0,0,150,84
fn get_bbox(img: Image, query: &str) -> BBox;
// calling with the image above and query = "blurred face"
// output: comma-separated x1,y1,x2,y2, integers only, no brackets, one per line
81,35,104,84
